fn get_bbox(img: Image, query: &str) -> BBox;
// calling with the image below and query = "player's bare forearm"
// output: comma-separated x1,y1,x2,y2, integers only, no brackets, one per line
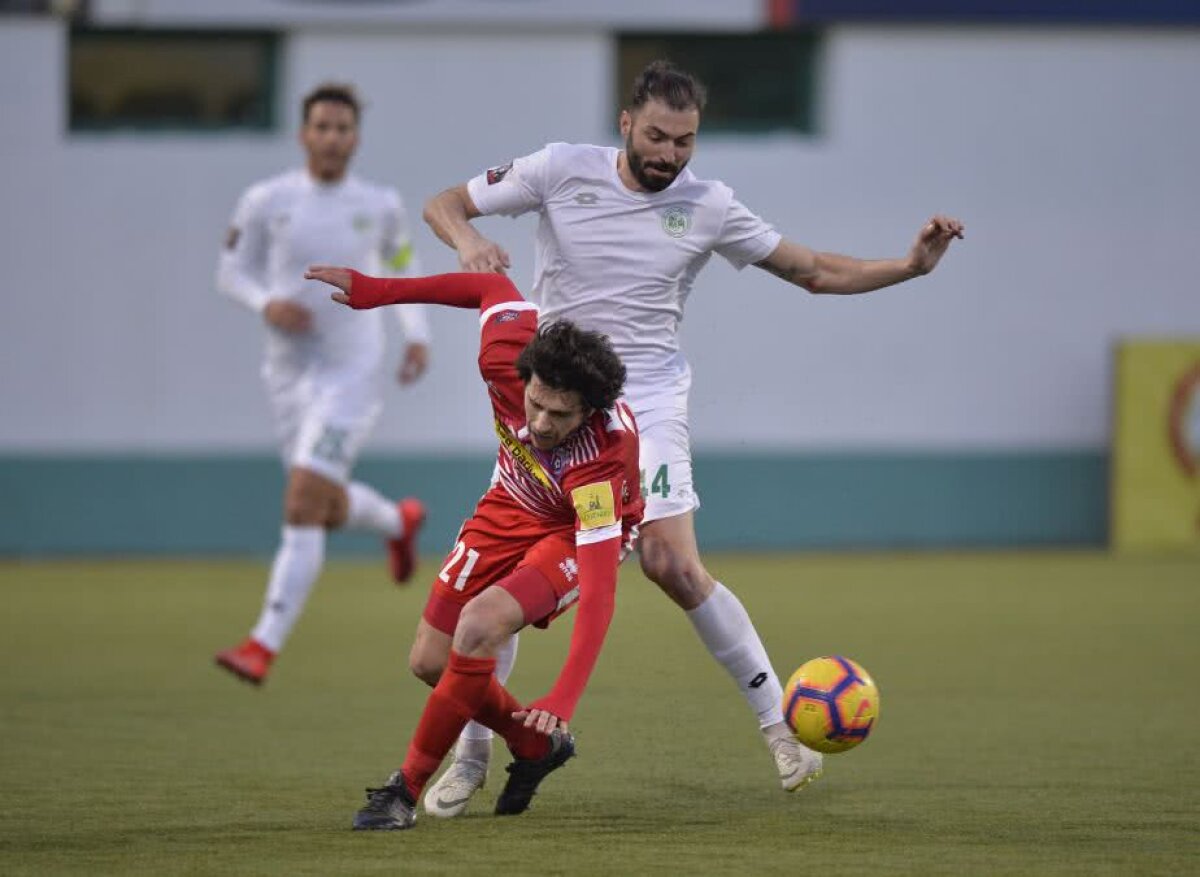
812,252,919,295
756,215,964,295
756,242,915,295
422,186,479,251
423,185,511,274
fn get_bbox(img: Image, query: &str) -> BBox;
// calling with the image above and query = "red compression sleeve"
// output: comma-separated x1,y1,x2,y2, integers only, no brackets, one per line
527,537,620,723
347,270,522,312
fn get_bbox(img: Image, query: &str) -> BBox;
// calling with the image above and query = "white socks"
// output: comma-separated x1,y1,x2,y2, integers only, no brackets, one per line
250,525,326,653
455,634,519,763
344,481,402,537
249,483,399,655
686,582,785,728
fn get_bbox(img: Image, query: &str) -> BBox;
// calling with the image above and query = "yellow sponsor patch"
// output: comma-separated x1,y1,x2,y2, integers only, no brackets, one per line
494,418,553,489
571,481,616,530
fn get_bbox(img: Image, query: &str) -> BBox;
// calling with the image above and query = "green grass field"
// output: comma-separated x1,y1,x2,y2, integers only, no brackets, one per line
1,552,1197,876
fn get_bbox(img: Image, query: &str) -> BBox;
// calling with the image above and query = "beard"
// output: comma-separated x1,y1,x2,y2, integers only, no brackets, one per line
625,134,686,193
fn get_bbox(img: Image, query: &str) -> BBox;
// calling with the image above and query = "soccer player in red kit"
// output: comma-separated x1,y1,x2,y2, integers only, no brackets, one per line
304,264,643,831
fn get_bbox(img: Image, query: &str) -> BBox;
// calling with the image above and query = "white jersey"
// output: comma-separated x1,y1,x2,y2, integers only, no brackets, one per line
218,168,430,369
467,142,780,422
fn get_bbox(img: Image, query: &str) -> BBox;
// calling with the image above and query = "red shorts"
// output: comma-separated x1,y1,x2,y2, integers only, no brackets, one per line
422,499,582,636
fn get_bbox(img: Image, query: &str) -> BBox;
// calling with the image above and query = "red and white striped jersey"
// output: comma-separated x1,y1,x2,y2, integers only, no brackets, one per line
477,300,643,547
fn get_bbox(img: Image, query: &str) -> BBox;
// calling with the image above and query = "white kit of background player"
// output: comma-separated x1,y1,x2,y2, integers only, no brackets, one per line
213,85,432,685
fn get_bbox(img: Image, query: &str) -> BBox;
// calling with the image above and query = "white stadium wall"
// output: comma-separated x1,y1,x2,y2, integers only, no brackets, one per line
1,17,1197,551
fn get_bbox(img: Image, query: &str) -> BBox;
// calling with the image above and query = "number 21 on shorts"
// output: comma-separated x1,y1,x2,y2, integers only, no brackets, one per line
439,540,480,591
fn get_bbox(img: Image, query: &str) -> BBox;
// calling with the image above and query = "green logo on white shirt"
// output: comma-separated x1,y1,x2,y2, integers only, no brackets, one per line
662,206,691,238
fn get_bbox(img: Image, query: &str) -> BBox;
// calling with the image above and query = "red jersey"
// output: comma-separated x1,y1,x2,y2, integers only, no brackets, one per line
342,268,642,722
476,299,644,549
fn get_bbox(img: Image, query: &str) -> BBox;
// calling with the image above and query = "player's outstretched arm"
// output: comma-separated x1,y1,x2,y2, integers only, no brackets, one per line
755,215,964,295
515,536,621,734
306,265,522,311
423,185,511,274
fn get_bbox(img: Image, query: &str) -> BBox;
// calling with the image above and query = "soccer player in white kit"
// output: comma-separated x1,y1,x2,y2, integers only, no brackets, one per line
213,83,433,686
421,61,964,809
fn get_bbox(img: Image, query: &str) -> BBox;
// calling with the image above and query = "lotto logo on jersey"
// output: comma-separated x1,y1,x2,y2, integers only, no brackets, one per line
571,481,616,530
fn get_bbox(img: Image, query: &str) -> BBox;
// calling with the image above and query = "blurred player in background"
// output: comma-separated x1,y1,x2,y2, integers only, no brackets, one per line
424,60,964,803
304,265,642,830
213,83,432,686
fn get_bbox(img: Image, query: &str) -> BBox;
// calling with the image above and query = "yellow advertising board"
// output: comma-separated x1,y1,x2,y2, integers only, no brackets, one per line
1111,339,1200,552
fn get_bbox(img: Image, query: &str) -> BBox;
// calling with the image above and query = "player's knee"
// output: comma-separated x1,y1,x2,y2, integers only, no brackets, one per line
408,649,445,687
283,473,339,527
639,539,712,609
454,598,508,656
283,496,327,526
638,535,686,586
324,488,349,529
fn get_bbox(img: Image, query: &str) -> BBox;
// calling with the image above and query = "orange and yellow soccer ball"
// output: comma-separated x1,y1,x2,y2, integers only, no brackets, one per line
783,656,880,754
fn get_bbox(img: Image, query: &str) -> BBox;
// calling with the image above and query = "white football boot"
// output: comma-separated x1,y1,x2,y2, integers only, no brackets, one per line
422,758,488,818
770,736,824,792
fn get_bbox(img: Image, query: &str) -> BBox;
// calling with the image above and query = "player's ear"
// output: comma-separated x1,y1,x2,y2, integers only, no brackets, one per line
619,109,632,138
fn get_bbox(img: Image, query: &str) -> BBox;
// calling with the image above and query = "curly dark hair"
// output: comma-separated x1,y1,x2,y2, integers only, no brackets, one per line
515,320,626,412
302,82,361,123
629,60,707,114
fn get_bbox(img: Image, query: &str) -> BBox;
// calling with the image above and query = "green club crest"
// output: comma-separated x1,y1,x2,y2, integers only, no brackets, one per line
661,206,691,238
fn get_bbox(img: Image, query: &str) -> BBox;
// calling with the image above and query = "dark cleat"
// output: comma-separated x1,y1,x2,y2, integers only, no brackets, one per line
353,770,417,831
495,729,576,816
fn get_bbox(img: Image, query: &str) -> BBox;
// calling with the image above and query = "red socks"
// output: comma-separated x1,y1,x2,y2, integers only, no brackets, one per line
473,676,552,762
401,651,495,796
400,649,551,797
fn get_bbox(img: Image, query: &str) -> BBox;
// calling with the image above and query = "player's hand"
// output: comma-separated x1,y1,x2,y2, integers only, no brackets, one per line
512,707,568,737
263,299,313,333
397,342,429,385
906,215,964,277
304,264,354,305
458,237,511,275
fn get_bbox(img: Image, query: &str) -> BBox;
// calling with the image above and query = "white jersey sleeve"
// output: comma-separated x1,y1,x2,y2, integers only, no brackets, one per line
712,195,782,270
466,144,556,218
380,188,431,345
216,182,273,313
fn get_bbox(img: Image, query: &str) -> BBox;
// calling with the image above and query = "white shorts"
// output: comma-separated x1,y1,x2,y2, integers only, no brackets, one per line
637,414,700,524
263,359,382,485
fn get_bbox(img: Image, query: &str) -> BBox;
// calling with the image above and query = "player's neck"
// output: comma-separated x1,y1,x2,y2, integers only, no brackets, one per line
306,163,348,186
615,151,649,194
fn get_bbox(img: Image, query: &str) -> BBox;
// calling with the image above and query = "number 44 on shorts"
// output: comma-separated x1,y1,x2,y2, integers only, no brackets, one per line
640,464,671,499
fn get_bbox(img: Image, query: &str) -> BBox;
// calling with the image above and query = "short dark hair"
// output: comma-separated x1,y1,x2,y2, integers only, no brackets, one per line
629,60,707,113
301,82,361,124
516,320,626,412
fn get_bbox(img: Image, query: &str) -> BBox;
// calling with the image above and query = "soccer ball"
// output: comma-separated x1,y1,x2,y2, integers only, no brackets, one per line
782,656,880,754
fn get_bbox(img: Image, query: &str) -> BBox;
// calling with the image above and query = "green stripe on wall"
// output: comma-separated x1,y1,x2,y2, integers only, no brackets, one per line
0,451,1107,556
